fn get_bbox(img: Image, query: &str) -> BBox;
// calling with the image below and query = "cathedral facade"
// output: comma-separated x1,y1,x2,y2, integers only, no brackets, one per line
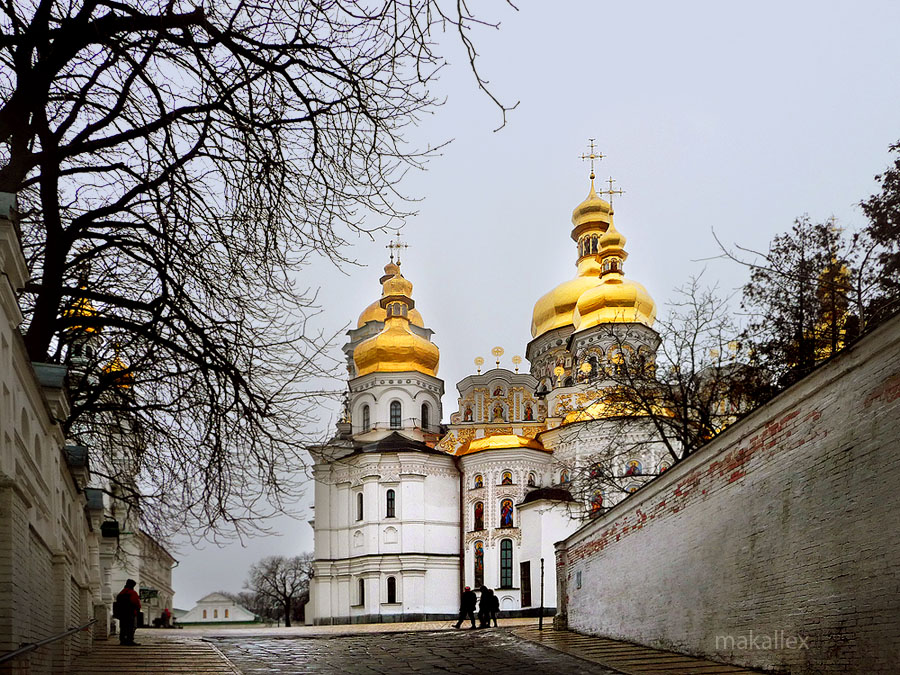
307,169,672,624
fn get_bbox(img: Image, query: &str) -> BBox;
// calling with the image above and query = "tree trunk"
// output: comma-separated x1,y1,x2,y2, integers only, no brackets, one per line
284,599,292,628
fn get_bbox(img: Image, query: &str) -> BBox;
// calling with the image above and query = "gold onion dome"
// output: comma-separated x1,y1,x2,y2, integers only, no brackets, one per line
357,263,424,328
573,221,656,330
353,271,439,377
453,434,548,457
102,354,133,388
531,181,612,338
62,288,100,333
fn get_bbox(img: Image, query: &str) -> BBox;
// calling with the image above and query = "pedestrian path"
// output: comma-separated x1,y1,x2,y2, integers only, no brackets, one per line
513,625,763,675
70,632,239,674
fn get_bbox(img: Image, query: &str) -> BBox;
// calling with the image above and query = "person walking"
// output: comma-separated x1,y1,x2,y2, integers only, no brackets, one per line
114,579,142,646
477,586,494,628
489,589,500,627
453,586,477,629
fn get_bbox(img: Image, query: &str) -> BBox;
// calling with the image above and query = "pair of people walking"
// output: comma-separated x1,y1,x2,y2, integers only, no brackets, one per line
454,585,498,629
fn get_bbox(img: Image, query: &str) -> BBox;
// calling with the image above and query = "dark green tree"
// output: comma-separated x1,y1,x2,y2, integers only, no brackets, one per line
860,141,900,323
738,217,855,389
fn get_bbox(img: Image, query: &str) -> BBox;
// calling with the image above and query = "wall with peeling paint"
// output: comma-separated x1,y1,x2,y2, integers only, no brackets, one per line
555,313,900,674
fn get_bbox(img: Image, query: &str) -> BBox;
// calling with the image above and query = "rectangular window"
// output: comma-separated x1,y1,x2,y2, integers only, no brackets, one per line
202,609,207,619
520,561,532,607
224,609,229,618
213,609,218,618
500,539,513,589
386,489,395,518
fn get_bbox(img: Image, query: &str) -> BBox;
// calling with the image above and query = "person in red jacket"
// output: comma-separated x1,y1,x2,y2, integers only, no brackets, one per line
114,579,142,645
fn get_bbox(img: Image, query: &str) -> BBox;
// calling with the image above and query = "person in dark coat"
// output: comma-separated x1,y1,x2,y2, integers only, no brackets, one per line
477,586,494,628
489,590,500,627
454,586,477,629
114,579,142,645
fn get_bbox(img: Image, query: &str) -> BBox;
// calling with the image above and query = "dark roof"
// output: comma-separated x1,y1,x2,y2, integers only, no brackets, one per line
520,487,576,505
83,488,105,511
64,445,88,468
358,431,440,454
31,362,67,388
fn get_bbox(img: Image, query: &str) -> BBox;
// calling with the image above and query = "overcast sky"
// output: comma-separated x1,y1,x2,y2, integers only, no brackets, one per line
170,0,900,609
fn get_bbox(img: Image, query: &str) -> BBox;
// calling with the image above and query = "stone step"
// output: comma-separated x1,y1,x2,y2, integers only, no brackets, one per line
70,635,239,675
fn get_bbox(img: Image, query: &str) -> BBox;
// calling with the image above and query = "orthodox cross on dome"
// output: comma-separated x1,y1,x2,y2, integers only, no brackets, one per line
511,355,522,373
598,176,625,208
491,346,504,368
580,138,605,181
474,356,485,374
386,230,409,264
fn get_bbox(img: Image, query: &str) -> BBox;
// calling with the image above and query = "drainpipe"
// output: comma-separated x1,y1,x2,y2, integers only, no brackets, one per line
453,455,465,595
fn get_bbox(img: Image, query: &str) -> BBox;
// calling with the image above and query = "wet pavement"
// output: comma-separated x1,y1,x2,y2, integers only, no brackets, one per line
211,627,620,674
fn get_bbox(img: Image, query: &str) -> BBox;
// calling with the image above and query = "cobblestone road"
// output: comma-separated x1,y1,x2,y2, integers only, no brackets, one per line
212,628,620,674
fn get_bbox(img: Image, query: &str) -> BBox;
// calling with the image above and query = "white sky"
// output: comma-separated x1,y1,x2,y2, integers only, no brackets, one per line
170,0,900,609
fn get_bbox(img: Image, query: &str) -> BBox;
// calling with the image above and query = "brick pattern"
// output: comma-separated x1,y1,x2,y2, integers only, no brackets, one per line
558,315,900,674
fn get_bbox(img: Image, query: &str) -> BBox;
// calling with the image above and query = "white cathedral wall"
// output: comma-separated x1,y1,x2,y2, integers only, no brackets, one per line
309,451,460,623
349,374,443,434
518,499,581,611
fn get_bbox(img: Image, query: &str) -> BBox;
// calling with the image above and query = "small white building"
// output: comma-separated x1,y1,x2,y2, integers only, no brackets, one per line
179,593,256,623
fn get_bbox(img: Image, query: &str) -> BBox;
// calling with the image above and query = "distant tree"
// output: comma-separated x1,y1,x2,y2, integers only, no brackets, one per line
860,141,900,323
245,554,313,627
729,217,857,389
0,0,514,537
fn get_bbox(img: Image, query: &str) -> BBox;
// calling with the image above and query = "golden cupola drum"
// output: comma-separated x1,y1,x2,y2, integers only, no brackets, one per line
353,271,440,377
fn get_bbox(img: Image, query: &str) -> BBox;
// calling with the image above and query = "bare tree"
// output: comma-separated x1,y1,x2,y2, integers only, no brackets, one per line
245,553,313,627
0,0,514,537
551,278,759,512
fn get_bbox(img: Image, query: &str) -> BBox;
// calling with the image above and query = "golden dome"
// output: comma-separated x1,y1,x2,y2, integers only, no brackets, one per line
357,263,424,328
574,221,655,329
562,397,670,424
531,258,603,337
573,275,656,329
353,271,439,377
454,434,547,457
102,354,133,388
571,180,613,240
62,289,100,333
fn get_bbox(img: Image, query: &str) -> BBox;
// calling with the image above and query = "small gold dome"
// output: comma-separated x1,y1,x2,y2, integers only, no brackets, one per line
102,354,133,388
454,434,547,457
62,289,100,333
357,300,424,328
571,181,612,240
357,263,424,328
353,271,439,377
573,274,656,329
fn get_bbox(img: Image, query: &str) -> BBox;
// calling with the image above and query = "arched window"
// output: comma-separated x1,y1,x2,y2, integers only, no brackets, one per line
473,502,484,531
390,401,402,429
362,405,370,432
202,609,207,619
357,492,364,521
213,609,218,618
591,234,598,254
473,474,483,489
224,609,229,618
559,470,570,484
500,539,513,588
501,471,513,485
386,489,395,518
527,472,536,487
421,403,429,430
500,499,514,528
358,578,365,606
474,541,485,588
387,576,397,604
